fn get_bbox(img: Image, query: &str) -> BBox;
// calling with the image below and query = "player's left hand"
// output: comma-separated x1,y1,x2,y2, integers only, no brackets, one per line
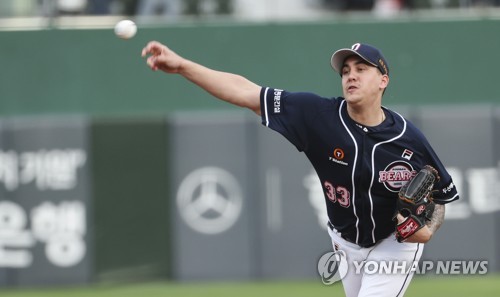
393,165,439,243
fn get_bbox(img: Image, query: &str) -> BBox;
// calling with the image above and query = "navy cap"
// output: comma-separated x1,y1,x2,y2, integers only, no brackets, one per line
331,43,389,76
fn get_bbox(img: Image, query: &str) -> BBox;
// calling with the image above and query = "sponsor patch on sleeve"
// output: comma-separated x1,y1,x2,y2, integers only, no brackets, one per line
272,89,283,114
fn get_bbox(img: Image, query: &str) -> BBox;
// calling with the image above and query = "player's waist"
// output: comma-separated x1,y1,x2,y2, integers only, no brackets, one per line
327,221,377,248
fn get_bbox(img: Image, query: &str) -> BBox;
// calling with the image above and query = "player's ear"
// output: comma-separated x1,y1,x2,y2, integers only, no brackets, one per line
380,75,389,90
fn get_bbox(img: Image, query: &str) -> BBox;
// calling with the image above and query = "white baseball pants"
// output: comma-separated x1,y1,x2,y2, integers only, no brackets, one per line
328,226,423,297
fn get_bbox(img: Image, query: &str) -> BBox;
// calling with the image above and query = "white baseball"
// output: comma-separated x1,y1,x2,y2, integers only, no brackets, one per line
114,20,137,39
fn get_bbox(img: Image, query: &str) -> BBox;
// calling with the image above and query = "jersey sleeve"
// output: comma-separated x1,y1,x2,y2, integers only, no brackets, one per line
260,87,328,152
419,135,460,205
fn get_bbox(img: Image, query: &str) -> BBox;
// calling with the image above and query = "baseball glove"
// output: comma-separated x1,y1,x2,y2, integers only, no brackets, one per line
394,165,440,242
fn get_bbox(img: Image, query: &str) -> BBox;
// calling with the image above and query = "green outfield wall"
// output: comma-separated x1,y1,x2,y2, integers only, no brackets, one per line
0,18,498,116
90,117,171,282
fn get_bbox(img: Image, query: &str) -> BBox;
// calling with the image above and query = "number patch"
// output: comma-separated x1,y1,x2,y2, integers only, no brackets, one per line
324,181,351,208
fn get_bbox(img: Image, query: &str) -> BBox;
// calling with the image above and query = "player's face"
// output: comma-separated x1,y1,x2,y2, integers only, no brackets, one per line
341,56,388,107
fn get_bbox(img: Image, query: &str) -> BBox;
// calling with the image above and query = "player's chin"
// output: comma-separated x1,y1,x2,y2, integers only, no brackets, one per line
343,94,363,105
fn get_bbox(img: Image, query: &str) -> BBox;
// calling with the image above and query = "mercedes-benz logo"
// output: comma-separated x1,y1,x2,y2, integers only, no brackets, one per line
176,167,243,234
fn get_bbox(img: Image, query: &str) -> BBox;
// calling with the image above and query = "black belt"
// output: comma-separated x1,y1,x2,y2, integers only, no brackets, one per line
327,221,377,248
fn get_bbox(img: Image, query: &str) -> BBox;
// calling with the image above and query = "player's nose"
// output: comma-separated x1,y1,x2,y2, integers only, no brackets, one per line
345,73,357,82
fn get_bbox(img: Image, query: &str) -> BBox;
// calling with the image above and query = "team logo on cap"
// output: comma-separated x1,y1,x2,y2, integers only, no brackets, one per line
352,43,361,51
378,58,388,75
378,161,417,192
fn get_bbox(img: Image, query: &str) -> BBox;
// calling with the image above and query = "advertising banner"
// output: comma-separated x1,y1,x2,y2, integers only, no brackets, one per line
169,112,256,280
0,117,91,286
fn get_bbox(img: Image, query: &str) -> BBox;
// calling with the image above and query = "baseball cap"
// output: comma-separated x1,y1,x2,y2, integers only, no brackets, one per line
331,43,389,76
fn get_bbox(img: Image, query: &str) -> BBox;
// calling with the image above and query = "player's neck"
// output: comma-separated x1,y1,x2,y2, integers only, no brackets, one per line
346,104,385,127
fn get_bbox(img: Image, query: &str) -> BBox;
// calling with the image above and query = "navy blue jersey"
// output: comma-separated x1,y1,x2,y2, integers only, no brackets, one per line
260,87,459,247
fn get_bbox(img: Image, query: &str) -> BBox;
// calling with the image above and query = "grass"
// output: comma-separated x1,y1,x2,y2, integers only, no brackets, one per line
0,275,499,297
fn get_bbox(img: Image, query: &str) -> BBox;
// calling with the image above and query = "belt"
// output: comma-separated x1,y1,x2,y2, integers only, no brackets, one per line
327,221,376,248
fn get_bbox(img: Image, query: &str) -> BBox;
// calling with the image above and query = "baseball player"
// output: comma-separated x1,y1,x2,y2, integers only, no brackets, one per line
142,41,459,297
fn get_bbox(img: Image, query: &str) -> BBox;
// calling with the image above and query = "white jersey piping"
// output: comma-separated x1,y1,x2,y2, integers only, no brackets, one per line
338,100,361,243
263,87,270,127
438,193,459,202
368,109,407,243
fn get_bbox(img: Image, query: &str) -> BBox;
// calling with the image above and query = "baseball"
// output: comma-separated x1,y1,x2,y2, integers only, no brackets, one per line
114,20,137,39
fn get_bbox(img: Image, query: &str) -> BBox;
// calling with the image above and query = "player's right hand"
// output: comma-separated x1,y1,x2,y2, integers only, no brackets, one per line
141,41,184,74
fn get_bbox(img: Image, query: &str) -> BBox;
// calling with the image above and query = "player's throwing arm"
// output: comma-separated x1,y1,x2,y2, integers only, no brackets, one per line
141,41,262,114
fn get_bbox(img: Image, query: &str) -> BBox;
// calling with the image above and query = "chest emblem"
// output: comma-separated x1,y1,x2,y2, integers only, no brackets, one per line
378,161,417,192
402,149,413,160
329,148,348,166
